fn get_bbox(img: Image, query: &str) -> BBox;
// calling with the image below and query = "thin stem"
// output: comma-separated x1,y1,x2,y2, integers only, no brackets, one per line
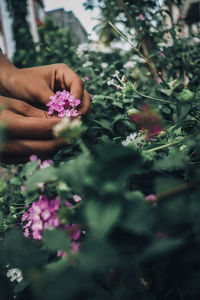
157,178,200,201
108,22,158,78
78,139,90,156
146,136,189,153
133,86,174,104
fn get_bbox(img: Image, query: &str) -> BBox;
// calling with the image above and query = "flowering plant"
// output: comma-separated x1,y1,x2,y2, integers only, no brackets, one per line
0,2,200,299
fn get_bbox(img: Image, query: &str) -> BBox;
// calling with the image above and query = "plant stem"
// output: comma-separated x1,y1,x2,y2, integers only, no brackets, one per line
78,139,90,155
132,86,174,104
157,178,200,201
108,22,158,78
146,136,188,152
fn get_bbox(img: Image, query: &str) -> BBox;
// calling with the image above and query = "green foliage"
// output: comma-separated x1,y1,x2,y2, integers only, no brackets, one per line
1,1,200,299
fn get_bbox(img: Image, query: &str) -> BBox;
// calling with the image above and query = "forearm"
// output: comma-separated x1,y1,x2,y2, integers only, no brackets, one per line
0,53,18,95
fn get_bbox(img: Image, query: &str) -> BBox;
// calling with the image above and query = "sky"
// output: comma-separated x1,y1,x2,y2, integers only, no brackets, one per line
43,0,100,40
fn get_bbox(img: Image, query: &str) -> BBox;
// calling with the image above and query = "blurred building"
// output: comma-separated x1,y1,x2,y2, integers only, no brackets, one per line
0,0,45,59
46,8,88,45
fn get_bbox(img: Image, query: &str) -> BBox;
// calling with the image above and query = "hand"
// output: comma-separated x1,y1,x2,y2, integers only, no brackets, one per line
4,63,91,115
0,96,64,164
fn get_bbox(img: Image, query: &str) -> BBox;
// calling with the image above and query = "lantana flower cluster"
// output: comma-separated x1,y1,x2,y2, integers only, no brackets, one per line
21,194,83,256
22,195,60,240
46,90,81,118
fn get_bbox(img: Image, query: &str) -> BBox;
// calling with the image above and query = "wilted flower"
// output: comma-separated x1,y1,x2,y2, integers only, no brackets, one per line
129,103,163,139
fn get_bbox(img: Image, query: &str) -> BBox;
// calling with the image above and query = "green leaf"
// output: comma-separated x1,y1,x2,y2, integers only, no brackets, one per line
23,161,38,177
25,166,58,192
85,201,121,238
0,180,7,195
43,229,70,252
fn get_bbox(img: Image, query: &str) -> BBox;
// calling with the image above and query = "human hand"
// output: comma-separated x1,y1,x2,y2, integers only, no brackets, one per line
3,63,91,115
0,96,64,164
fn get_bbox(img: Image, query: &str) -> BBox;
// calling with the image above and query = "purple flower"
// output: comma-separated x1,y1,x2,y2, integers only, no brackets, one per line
71,242,80,253
21,195,61,240
157,77,162,84
73,195,82,203
57,250,67,258
65,224,81,240
146,194,157,201
46,90,81,118
20,185,26,192
137,13,145,21
159,52,166,58
29,154,38,162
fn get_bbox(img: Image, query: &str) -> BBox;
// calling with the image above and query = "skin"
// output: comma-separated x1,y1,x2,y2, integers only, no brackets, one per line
0,54,91,163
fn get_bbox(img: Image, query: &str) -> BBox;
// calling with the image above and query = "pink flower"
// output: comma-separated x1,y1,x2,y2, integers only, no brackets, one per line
29,154,38,162
71,242,80,253
38,159,54,169
159,52,166,58
85,76,90,81
65,200,73,207
21,195,61,240
20,185,26,192
146,194,157,201
157,77,162,84
137,13,145,21
57,250,67,258
65,224,81,240
46,90,81,118
73,195,82,203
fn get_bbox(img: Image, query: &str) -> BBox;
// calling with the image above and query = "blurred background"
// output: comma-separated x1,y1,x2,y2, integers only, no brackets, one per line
0,0,199,67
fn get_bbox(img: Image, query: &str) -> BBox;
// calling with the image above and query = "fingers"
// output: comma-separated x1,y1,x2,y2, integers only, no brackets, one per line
3,112,61,140
0,138,65,164
78,89,91,115
33,83,55,106
0,96,53,118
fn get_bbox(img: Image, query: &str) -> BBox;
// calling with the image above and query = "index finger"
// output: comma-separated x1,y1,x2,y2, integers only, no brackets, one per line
64,72,84,101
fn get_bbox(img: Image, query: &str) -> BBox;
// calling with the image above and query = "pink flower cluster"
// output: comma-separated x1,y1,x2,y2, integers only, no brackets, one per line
30,154,54,169
46,90,81,118
21,195,60,240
